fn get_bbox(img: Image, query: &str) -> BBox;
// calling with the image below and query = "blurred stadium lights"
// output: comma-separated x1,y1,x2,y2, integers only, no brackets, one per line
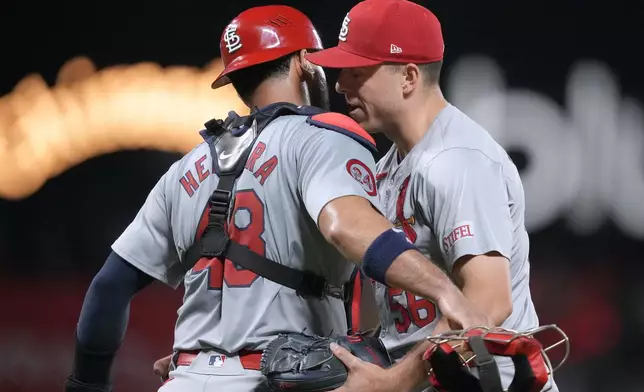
0,56,247,200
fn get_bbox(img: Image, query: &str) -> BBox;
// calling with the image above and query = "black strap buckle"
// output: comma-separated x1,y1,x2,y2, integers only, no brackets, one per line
209,189,232,219
297,271,328,299
199,188,233,259
200,226,230,258
325,284,346,301
296,271,345,300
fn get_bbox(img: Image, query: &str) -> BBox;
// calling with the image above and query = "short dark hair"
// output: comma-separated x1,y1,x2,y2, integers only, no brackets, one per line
418,60,443,86
386,60,443,87
228,52,297,103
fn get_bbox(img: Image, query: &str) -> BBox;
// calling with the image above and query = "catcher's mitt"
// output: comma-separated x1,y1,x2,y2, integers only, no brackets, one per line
423,324,570,392
260,332,392,391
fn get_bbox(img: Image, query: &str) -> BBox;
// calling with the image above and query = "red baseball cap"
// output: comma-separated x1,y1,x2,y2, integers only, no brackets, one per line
306,0,444,68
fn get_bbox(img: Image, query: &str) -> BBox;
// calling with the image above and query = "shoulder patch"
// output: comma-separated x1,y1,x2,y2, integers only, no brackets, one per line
306,112,378,154
346,159,377,196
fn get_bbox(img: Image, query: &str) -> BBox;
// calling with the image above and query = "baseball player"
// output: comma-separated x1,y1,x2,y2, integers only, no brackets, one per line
306,0,559,391
65,5,487,392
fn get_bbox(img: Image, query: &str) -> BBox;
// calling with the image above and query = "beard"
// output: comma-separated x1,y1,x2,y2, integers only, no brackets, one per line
305,68,331,111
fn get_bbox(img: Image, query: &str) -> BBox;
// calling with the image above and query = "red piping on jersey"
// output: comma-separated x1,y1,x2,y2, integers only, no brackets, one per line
376,172,387,181
396,176,417,243
350,271,363,333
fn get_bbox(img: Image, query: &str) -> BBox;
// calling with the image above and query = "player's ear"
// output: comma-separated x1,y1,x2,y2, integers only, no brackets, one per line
296,49,315,77
401,63,421,96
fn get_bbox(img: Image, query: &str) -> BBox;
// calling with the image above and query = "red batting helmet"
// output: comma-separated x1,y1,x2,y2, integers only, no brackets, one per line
211,5,324,89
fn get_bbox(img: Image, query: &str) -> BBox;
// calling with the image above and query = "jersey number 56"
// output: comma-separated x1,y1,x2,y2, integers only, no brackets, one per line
388,288,437,333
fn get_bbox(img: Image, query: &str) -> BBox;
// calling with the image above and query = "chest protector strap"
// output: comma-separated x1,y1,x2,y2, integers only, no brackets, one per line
182,104,346,300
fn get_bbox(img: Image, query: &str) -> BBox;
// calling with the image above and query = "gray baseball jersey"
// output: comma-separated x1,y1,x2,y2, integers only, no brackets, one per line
375,103,539,359
112,112,380,354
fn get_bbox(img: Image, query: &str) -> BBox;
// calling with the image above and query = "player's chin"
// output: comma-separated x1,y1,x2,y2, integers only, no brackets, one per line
347,108,375,132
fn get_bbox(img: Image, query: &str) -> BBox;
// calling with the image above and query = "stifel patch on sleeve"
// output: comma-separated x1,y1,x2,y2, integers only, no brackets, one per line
443,222,475,252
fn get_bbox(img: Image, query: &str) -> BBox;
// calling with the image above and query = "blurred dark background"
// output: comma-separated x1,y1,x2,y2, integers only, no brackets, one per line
1,0,643,391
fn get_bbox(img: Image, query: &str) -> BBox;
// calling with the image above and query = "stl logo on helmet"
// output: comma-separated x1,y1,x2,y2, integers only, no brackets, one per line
338,13,351,42
224,24,243,54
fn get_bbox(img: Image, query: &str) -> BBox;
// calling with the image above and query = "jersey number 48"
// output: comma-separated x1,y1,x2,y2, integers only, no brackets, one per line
192,189,263,289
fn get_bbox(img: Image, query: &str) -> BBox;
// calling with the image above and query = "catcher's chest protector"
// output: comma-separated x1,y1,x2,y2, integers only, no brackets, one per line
182,103,366,327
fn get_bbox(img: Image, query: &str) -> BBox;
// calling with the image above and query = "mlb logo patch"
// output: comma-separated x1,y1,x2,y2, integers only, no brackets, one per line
209,354,226,368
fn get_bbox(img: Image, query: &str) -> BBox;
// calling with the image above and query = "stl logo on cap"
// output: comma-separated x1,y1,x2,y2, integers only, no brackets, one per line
224,24,243,54
338,13,351,42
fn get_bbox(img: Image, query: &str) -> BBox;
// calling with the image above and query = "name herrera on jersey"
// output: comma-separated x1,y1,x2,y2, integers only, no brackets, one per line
244,142,278,185
179,142,279,197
